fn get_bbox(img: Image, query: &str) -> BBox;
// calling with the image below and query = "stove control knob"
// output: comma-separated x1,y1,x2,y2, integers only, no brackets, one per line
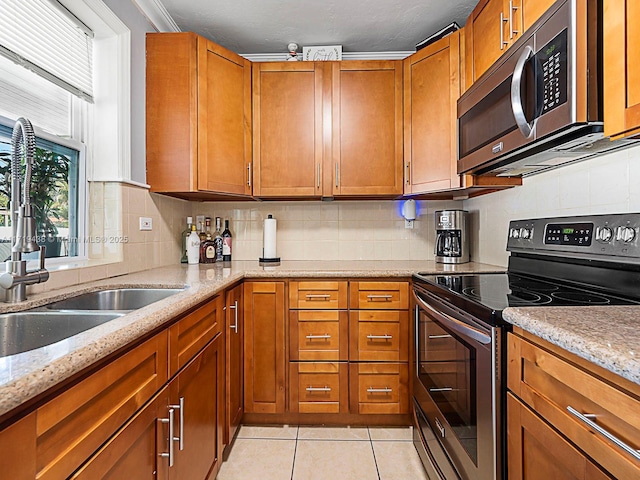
596,226,613,243
510,228,520,239
616,226,636,243
519,228,532,239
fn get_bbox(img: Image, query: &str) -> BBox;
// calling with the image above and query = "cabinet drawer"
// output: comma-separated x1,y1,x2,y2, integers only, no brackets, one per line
349,281,409,309
508,333,640,479
349,310,409,362
290,310,348,361
289,281,348,309
169,295,222,376
35,333,168,480
290,362,349,414
349,363,409,414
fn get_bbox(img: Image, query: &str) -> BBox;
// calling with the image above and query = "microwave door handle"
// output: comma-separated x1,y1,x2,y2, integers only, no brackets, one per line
511,45,535,138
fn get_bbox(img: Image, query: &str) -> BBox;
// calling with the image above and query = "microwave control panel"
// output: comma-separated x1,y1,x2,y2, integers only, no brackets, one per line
535,29,568,114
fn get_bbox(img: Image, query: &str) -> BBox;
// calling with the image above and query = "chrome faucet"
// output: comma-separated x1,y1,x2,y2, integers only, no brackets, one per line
0,118,49,302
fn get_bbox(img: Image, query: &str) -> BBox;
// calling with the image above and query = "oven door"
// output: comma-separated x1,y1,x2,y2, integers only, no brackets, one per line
413,287,501,480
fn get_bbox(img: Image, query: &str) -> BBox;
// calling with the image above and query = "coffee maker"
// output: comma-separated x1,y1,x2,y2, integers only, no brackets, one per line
435,210,469,264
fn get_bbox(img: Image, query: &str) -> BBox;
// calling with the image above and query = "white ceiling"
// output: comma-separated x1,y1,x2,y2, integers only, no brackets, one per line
157,0,478,55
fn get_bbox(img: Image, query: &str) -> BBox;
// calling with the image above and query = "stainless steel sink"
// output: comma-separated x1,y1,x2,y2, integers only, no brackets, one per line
45,288,185,311
0,311,124,357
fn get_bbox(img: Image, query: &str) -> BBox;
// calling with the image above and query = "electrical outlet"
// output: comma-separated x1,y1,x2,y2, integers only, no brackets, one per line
139,217,152,231
405,219,414,229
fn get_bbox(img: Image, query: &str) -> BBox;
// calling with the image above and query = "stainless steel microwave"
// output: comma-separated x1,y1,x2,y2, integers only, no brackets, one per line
456,0,631,177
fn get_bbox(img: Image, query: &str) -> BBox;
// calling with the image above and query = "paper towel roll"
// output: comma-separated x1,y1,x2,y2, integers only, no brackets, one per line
263,215,278,260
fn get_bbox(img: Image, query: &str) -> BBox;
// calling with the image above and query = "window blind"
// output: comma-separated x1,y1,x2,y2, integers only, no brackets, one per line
0,0,93,101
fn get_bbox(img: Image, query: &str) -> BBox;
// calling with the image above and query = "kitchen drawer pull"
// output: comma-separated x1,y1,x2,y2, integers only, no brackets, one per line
366,334,393,340
306,386,332,392
428,334,452,339
305,294,331,300
305,334,331,340
567,406,640,461
159,408,175,466
317,163,320,189
429,387,454,393
229,300,239,333
366,294,393,301
168,397,185,451
500,12,509,50
247,163,251,187
509,0,518,39
367,387,392,393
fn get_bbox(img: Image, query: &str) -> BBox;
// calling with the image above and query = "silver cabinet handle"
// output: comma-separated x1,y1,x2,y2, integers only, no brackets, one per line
366,334,393,340
509,0,518,39
366,294,393,301
429,387,454,392
247,163,251,187
305,334,331,339
305,294,331,300
317,163,320,189
335,163,339,188
567,406,640,461
169,397,184,451
428,334,452,339
229,300,238,333
500,12,509,50
405,163,410,185
159,407,175,466
306,386,332,392
511,45,535,138
367,387,392,393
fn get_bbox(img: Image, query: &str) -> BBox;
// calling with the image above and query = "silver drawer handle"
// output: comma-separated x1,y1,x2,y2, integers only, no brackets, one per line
366,334,393,340
428,334,452,339
366,294,393,301
168,397,185,451
306,386,332,392
306,294,331,300
367,387,392,393
567,406,640,461
159,408,175,466
306,334,331,340
429,387,453,393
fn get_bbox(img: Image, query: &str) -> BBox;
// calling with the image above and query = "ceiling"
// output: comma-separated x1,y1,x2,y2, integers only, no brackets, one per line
157,0,478,55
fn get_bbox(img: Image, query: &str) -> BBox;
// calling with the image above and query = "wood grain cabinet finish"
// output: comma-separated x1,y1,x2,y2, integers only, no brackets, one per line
35,332,169,480
331,61,404,196
349,362,410,414
252,62,324,197
349,310,409,362
146,32,252,198
508,330,640,479
289,280,348,310
349,281,409,310
290,309,349,362
224,284,243,449
290,362,349,414
243,281,287,413
0,412,36,480
604,0,640,139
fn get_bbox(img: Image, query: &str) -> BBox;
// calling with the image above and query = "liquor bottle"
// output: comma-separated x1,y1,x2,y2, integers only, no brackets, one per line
180,216,193,263
198,217,209,242
186,224,200,264
213,216,224,262
222,219,232,262
200,218,216,263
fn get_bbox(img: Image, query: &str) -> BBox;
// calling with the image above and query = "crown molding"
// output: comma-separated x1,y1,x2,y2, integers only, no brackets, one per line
241,51,413,62
132,0,180,32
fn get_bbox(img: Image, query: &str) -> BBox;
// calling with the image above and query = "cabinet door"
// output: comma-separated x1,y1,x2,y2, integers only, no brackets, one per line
244,281,286,413
604,0,640,138
404,33,461,194
253,62,324,197
225,284,243,447
466,0,508,84
507,393,612,480
198,39,252,195
0,412,36,479
331,61,403,196
170,335,224,480
521,0,556,31
71,390,170,480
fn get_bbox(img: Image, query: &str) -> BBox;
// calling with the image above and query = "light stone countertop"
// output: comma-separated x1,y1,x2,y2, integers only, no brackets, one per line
503,306,640,386
0,260,502,420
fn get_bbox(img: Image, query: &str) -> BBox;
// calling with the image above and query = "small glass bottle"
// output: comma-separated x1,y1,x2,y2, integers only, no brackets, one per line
200,218,216,264
180,216,193,263
222,219,232,262
213,216,223,262
198,217,209,242
186,224,200,264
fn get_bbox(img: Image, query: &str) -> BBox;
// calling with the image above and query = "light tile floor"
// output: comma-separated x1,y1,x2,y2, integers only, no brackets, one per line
218,425,429,480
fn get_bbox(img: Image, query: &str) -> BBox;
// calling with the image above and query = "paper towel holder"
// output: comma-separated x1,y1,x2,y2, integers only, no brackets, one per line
259,214,281,263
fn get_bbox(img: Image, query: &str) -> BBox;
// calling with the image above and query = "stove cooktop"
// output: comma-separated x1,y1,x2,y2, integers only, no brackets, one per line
414,272,640,313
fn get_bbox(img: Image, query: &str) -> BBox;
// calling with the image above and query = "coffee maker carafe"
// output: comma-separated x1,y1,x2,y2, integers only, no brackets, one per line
435,210,469,263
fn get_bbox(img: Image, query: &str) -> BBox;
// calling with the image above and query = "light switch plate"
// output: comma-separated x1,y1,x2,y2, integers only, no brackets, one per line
139,217,152,231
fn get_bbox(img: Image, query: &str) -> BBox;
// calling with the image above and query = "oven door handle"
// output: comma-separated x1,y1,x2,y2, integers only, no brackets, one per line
413,291,492,345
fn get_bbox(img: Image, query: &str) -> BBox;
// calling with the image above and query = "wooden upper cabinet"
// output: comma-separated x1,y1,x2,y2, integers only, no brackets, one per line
604,0,640,139
146,32,252,198
404,32,460,194
332,61,404,196
252,62,324,197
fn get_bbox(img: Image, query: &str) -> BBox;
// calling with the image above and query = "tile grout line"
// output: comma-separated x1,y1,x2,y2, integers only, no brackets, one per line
290,425,299,480
367,426,382,480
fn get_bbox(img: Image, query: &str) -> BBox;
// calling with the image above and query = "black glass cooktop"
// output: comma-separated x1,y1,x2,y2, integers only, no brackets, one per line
415,272,640,312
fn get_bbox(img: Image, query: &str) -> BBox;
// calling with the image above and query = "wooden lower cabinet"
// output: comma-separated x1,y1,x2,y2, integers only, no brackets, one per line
224,284,243,448
243,281,286,413
349,310,408,362
290,309,349,362
349,363,409,414
0,412,36,480
507,393,611,480
289,362,349,414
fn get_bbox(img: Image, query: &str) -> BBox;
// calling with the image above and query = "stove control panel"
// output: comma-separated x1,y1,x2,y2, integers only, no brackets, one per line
507,213,640,261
